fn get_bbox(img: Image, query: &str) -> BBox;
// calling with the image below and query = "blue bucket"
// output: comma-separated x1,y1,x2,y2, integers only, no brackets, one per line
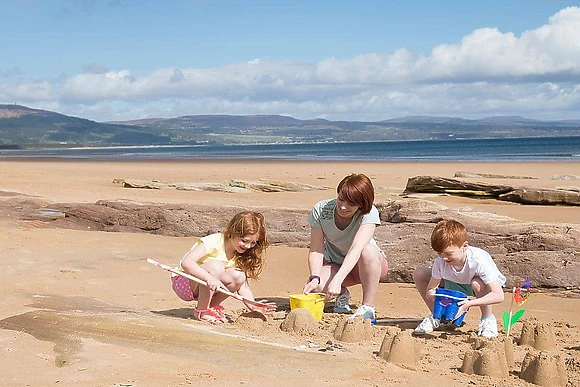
432,288,468,326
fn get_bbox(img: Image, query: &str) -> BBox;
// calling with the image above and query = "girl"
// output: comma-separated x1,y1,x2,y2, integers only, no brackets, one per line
171,211,273,323
302,173,388,321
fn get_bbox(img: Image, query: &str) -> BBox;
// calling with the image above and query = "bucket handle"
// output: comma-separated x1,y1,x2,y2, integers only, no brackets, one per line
306,292,326,302
434,292,469,301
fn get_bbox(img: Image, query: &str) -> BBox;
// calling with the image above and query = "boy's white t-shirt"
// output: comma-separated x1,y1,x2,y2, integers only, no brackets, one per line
431,246,506,286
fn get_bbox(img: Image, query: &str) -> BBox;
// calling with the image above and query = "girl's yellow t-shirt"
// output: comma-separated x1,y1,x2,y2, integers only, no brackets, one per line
179,232,237,269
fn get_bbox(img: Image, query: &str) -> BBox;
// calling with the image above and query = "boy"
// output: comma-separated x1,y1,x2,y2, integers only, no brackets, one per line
412,219,506,338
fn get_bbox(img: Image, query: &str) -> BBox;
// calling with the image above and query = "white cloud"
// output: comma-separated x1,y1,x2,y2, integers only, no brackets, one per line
5,7,580,121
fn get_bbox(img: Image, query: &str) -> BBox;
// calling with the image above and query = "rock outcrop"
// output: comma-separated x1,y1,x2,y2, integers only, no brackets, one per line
115,178,328,193
3,194,579,291
404,175,580,206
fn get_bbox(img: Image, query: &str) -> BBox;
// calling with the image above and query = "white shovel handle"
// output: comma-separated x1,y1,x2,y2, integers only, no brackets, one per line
147,258,275,310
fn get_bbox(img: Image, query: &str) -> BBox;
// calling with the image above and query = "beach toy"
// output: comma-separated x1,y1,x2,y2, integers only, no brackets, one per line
147,259,277,313
289,293,325,321
432,288,469,326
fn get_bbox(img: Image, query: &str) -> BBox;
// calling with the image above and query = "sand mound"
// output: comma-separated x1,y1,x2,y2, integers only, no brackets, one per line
332,315,372,343
279,308,317,334
377,326,421,366
520,350,568,386
520,321,556,350
460,338,510,377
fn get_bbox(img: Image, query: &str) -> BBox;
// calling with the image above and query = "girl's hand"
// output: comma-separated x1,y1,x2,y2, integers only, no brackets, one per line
205,276,224,292
248,300,277,315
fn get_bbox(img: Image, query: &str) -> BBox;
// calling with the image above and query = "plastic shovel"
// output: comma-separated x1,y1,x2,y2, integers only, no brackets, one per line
146,258,276,313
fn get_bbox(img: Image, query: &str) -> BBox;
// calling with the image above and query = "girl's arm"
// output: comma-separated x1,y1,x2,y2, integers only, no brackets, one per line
180,243,224,291
303,227,325,294
327,223,376,297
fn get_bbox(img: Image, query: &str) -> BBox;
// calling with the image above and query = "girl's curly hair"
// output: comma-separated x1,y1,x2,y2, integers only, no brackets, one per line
223,211,268,280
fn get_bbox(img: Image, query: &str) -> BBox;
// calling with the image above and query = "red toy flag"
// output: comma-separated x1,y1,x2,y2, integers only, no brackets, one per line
514,278,531,306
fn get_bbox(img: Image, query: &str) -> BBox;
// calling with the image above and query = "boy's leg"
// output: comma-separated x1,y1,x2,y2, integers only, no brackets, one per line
413,267,434,312
471,276,498,338
470,277,493,317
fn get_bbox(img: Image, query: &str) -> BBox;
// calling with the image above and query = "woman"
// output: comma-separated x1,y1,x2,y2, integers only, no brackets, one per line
302,173,388,320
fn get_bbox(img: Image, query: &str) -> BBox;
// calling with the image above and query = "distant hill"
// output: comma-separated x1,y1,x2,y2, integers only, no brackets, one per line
384,115,580,126
1,104,579,148
0,104,173,148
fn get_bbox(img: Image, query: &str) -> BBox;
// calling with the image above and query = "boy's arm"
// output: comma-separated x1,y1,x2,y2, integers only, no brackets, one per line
425,277,441,303
461,280,505,309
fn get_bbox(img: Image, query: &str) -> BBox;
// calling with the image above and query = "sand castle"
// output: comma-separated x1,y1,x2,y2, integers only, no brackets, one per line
520,350,568,386
332,315,372,343
458,320,568,385
460,338,511,378
519,320,556,350
516,320,567,386
377,326,421,366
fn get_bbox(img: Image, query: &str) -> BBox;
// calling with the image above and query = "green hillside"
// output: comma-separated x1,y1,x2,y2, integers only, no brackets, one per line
1,104,579,149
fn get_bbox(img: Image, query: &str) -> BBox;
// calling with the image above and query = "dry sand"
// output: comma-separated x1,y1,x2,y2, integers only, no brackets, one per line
0,160,579,386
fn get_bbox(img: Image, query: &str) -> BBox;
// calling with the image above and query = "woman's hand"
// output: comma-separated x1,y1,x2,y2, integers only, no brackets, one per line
325,279,342,301
302,278,319,294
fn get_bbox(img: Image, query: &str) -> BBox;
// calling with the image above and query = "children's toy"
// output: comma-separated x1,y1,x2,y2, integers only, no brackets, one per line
289,293,325,320
432,288,469,326
147,258,277,312
503,279,531,338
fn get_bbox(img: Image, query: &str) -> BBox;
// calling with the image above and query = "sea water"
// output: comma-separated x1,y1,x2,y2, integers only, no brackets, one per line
1,136,579,161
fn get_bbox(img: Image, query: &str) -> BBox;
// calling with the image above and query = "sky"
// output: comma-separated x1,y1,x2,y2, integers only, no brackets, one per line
1,0,580,123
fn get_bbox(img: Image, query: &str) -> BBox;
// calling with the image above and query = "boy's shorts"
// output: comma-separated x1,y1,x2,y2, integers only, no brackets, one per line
171,275,198,301
443,280,476,297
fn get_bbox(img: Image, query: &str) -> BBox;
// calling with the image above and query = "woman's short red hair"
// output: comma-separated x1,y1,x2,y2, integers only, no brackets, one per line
336,173,375,215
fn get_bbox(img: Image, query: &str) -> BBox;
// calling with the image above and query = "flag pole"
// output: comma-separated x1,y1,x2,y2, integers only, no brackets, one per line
506,286,516,338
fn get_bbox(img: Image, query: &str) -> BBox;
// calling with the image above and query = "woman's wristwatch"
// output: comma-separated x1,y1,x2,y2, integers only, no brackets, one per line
308,275,321,284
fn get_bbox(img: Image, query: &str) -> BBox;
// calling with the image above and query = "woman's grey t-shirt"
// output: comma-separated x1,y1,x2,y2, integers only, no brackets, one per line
307,198,381,265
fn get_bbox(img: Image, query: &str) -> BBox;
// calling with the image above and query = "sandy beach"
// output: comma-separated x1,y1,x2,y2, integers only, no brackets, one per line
0,159,579,386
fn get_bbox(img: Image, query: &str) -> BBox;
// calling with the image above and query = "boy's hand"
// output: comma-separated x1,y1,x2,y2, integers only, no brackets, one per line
426,288,437,303
456,299,471,319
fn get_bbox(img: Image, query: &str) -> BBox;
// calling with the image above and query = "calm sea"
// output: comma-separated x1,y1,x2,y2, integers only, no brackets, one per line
1,136,580,162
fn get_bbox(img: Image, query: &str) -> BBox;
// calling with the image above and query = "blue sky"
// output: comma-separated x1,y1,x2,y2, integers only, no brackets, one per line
1,0,579,122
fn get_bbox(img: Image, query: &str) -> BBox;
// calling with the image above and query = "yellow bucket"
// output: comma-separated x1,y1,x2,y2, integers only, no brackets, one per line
289,293,325,320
